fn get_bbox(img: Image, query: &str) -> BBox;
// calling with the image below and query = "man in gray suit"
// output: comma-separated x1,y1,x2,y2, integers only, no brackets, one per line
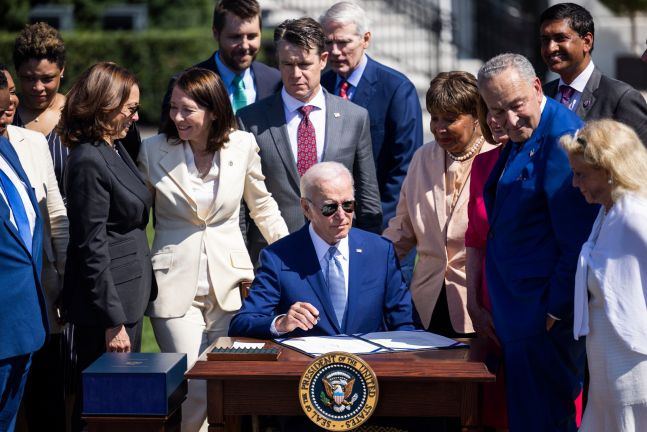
237,17,382,263
540,3,647,145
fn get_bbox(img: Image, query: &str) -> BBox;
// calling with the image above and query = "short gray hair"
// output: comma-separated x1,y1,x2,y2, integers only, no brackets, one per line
300,162,354,199
477,53,536,87
320,1,370,35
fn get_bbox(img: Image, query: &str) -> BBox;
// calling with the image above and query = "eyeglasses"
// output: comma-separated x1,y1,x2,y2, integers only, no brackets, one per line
122,104,139,118
304,198,355,217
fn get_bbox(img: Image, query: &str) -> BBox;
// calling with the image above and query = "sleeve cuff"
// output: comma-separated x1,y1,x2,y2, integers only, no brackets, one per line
270,314,287,336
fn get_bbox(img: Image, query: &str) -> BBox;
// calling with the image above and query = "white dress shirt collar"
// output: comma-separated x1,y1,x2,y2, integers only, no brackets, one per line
308,222,349,263
281,86,327,164
281,85,326,113
335,53,368,91
215,51,256,105
558,60,594,93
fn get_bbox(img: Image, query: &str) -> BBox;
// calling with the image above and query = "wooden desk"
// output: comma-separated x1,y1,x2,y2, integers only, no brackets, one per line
187,337,495,432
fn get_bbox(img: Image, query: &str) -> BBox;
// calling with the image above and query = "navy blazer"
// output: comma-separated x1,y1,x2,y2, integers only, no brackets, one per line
321,56,423,226
483,98,598,342
160,52,282,127
228,225,415,339
0,136,47,360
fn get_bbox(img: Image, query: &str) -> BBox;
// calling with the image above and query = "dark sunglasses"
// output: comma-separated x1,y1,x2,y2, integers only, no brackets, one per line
305,198,355,216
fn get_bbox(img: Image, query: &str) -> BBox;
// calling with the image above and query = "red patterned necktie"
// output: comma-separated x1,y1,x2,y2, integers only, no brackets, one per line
338,81,350,100
297,105,317,176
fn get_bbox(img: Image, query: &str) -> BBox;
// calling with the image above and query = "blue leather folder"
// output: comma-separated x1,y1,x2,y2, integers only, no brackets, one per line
82,352,187,416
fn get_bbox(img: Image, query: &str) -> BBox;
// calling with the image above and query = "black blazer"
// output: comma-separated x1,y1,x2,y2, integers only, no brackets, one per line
62,140,154,328
159,52,282,128
544,67,647,145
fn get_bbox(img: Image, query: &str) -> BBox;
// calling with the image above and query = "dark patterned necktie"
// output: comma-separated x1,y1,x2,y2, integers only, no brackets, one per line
297,105,317,176
559,85,575,109
338,81,350,100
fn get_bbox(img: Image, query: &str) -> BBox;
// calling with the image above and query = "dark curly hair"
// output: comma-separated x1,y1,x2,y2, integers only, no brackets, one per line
13,22,66,70
161,67,237,153
57,62,138,148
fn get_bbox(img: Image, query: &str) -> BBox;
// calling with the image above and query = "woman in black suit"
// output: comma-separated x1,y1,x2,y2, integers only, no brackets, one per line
57,62,154,431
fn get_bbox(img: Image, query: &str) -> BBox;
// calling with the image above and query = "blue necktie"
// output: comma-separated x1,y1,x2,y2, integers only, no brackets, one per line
0,168,32,253
232,75,247,113
326,246,347,326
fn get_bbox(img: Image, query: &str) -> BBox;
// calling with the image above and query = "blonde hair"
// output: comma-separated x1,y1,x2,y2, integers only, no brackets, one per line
560,119,647,200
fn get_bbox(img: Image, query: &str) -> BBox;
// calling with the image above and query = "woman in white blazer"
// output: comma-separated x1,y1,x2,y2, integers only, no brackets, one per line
139,68,288,432
1,65,69,431
561,119,647,432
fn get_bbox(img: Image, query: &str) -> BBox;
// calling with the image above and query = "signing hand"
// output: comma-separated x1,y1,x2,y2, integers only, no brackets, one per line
275,302,320,334
106,324,131,352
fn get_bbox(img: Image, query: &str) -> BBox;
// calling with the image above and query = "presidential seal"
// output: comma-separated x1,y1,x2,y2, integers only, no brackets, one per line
299,352,378,430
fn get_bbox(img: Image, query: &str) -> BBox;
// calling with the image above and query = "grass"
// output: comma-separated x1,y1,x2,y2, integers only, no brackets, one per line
141,214,160,353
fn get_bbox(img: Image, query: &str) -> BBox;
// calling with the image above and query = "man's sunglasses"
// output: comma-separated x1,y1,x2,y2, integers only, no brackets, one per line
305,198,355,217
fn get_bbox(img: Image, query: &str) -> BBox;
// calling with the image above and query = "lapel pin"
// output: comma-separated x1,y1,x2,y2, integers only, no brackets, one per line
356,248,363,253
334,112,341,118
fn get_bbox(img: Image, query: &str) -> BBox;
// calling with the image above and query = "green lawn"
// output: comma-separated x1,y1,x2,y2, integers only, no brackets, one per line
141,214,160,352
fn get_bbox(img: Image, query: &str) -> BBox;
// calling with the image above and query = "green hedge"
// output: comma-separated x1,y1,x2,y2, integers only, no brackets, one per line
0,29,274,124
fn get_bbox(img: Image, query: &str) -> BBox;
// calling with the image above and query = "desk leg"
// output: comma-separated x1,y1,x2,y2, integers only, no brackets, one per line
207,380,225,432
460,382,482,432
206,380,242,432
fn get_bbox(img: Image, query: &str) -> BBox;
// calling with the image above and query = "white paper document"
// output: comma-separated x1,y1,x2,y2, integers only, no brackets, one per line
358,330,465,351
274,335,385,356
274,330,465,356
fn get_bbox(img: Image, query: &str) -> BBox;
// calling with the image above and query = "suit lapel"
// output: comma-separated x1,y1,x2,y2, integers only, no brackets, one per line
483,143,509,224
158,139,198,210
322,90,344,162
342,231,364,334
99,142,151,209
488,103,553,225
351,57,377,107
266,93,301,192
206,145,229,221
430,144,448,233
297,226,341,333
251,62,271,101
0,137,41,255
577,68,600,119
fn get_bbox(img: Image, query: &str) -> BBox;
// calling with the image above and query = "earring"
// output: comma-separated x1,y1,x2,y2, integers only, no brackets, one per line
608,177,613,184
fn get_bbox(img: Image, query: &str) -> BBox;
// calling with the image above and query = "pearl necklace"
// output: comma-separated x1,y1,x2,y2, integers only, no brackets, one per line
447,136,484,162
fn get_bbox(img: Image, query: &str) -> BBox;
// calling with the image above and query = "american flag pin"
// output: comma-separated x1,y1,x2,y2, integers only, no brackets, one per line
334,112,341,118
356,248,363,253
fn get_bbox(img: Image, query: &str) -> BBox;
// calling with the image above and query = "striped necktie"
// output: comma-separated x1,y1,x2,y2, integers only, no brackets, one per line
0,168,32,253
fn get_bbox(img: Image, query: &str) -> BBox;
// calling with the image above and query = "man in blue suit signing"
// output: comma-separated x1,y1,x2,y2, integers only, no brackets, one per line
320,2,423,228
478,53,598,432
0,74,47,431
229,162,415,338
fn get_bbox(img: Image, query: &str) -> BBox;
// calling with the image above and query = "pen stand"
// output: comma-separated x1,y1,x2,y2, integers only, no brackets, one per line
206,347,281,361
